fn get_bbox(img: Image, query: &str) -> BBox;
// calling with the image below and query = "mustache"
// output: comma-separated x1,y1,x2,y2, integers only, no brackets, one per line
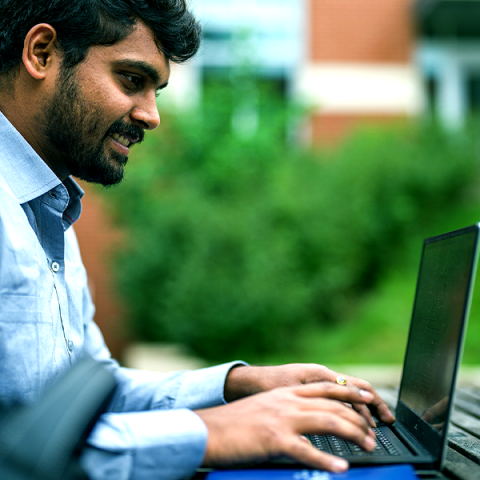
106,121,145,145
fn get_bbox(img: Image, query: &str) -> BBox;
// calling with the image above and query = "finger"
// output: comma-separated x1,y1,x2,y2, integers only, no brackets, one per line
297,405,376,451
293,382,375,405
422,410,434,423
429,397,449,417
298,399,372,436
293,383,376,431
352,402,377,428
280,435,350,473
293,381,380,429
314,369,395,425
342,376,396,424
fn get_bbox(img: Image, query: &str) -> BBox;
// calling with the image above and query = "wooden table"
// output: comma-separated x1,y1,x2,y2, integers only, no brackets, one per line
376,386,480,479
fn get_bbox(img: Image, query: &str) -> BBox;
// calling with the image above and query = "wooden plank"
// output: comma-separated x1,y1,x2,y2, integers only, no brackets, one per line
457,387,480,399
454,396,480,420
448,424,480,464
451,408,480,441
456,388,480,402
443,447,480,480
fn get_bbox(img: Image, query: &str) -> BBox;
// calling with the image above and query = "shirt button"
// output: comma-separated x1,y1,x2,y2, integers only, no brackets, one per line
51,261,60,273
68,340,74,352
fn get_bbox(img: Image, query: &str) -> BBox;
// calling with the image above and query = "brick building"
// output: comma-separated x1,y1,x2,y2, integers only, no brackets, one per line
300,0,421,144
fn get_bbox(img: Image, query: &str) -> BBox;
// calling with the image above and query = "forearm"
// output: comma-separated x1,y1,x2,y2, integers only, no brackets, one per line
105,361,247,412
224,363,332,402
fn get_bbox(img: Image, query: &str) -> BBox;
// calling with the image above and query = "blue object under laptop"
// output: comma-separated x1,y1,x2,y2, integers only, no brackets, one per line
205,464,417,479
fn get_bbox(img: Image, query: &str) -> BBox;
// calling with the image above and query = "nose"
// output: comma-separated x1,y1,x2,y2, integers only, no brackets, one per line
130,92,161,130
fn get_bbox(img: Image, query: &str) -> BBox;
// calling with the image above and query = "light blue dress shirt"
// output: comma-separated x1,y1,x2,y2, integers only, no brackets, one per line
0,111,244,480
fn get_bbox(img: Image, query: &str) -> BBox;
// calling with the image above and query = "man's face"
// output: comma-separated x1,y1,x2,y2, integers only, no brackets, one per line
42,22,169,186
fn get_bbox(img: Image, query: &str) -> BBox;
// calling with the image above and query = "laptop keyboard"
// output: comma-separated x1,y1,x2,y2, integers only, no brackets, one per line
306,428,401,457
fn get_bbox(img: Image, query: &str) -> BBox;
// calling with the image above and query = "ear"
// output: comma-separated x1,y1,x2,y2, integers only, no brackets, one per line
22,24,60,80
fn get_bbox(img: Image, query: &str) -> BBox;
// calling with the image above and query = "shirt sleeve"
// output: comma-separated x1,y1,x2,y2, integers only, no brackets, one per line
80,296,249,480
79,357,247,480
83,315,247,411
81,408,208,480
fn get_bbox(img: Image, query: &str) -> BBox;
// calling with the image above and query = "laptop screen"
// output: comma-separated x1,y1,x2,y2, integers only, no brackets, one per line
397,225,479,447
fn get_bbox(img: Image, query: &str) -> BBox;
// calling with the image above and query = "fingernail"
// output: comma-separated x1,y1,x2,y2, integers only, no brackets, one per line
359,390,373,400
365,436,376,450
332,459,349,472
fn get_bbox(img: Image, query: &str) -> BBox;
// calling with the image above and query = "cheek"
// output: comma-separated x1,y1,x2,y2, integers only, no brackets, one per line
92,89,132,122
79,73,130,120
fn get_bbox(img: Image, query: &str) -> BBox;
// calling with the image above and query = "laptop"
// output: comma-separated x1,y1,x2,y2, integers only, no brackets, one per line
305,223,480,470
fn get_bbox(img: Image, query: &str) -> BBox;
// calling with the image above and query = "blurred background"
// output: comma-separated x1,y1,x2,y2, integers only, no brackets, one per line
74,0,480,381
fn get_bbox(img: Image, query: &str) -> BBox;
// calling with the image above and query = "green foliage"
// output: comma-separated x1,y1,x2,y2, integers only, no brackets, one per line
103,80,480,364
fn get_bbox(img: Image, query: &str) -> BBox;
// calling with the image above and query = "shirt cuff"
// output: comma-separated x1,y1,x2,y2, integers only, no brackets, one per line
174,361,247,410
81,408,207,480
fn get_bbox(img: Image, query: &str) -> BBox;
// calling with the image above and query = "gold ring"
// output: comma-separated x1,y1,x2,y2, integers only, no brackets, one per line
336,375,347,386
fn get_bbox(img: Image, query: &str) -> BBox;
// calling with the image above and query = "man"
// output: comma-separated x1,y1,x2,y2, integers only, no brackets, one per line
0,1,395,479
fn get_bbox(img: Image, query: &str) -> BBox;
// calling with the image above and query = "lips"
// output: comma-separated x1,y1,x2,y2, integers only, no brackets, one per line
111,132,130,147
107,122,144,155
111,132,140,148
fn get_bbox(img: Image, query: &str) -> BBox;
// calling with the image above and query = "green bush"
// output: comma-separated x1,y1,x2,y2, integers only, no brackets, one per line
104,81,480,364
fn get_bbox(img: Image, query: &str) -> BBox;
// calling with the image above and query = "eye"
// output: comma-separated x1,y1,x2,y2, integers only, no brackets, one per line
121,73,143,90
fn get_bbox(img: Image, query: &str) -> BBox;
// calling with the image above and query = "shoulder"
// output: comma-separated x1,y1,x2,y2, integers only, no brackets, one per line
0,170,25,233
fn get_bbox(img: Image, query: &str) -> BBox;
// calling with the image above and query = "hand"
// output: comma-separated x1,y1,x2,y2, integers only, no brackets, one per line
196,382,377,473
225,364,395,427
422,396,449,432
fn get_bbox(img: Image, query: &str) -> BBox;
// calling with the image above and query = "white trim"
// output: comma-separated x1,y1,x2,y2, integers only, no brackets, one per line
293,63,425,115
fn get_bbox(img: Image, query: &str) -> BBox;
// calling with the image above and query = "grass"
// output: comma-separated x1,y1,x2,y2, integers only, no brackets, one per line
261,267,416,367
257,206,480,368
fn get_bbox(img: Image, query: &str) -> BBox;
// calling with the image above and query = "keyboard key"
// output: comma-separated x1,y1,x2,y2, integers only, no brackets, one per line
305,428,401,457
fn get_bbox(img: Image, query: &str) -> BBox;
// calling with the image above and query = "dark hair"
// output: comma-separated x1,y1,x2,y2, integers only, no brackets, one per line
0,0,201,75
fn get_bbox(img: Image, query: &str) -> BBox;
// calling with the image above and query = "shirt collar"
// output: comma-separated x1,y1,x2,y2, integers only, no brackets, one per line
63,177,84,227
0,110,84,212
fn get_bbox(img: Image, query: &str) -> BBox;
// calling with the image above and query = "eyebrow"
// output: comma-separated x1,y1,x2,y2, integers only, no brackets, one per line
113,59,169,91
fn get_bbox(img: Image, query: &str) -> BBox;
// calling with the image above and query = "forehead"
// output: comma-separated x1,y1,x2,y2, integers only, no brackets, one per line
81,21,170,84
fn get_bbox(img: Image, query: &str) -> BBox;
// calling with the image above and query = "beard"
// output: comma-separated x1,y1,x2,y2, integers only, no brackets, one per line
42,68,144,186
